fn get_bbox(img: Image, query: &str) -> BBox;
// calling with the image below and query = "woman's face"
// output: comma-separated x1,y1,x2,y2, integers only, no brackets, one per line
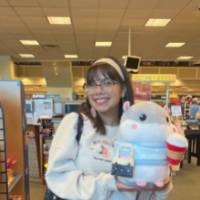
86,73,124,115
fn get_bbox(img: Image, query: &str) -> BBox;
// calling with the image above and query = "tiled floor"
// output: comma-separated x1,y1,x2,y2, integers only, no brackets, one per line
30,160,200,200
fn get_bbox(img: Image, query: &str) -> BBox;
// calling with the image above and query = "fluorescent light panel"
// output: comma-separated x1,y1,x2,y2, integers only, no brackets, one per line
145,18,171,27
177,56,193,60
165,42,185,48
122,55,126,59
47,16,71,25
19,54,35,58
95,41,112,47
64,54,78,58
20,40,39,45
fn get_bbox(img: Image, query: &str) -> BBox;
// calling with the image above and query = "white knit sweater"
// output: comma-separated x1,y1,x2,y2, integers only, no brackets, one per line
45,112,172,200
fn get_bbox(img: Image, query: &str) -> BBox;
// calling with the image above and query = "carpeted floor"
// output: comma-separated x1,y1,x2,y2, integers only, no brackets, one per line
30,160,200,200
169,160,200,200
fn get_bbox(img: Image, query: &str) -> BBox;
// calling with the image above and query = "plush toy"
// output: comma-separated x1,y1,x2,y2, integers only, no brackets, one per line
112,101,188,188
169,92,180,105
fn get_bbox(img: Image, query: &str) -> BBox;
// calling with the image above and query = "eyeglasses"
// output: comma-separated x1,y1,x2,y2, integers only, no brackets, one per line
85,80,119,93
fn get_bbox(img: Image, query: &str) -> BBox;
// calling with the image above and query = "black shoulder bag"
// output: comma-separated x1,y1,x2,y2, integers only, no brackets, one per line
76,113,84,143
44,112,84,200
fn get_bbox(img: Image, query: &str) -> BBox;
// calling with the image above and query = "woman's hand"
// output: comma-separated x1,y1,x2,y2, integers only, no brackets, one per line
116,181,143,192
116,176,171,192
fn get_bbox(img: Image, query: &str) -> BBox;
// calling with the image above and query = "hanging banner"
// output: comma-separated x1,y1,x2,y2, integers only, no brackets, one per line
131,74,176,83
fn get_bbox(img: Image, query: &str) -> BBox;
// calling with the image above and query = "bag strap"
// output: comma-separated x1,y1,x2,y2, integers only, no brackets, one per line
76,113,83,143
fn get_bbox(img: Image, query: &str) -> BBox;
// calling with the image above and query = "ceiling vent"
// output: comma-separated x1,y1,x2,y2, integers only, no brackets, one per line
42,44,60,48
72,60,93,66
15,61,42,66
141,60,195,67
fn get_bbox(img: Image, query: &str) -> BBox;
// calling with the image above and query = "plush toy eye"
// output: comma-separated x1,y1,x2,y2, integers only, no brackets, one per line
139,113,147,121
166,117,170,123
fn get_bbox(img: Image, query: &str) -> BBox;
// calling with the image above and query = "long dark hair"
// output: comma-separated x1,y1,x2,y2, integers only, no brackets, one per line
80,57,134,135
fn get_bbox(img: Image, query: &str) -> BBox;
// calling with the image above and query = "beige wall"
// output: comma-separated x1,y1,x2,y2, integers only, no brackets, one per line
13,63,200,96
0,56,15,79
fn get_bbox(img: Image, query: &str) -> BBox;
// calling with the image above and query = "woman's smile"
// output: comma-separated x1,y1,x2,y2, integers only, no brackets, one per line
93,96,110,105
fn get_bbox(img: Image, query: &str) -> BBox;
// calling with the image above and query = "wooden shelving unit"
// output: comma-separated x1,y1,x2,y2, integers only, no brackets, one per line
0,80,30,200
8,175,22,193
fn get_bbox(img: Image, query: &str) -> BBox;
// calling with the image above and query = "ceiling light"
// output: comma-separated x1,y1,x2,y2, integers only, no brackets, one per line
95,41,112,47
19,54,35,58
47,16,71,25
64,54,78,59
20,40,39,45
165,42,185,48
145,18,171,27
176,56,193,60
122,55,126,59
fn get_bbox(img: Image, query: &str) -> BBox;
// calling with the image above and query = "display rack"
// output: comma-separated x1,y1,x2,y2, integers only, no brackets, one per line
0,80,30,200
183,102,190,120
40,135,53,183
0,104,9,200
27,120,54,183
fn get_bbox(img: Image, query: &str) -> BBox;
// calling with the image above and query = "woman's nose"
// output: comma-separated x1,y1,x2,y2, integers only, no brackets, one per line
95,84,103,92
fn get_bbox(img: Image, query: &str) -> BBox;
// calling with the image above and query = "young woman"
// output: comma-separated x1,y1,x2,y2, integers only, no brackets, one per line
45,57,172,200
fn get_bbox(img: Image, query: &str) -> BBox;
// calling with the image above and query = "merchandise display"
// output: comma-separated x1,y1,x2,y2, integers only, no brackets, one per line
9,195,22,200
183,95,192,120
169,93,182,118
7,158,17,185
41,135,53,182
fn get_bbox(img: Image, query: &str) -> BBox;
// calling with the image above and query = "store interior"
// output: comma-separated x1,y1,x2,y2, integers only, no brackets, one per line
0,0,200,200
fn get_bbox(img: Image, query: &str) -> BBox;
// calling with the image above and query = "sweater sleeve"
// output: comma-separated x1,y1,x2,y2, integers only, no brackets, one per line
45,112,117,200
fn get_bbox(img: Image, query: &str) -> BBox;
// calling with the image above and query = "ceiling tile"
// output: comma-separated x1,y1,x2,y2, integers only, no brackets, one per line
155,0,191,10
128,0,158,9
15,7,44,17
0,0,199,63
21,16,49,27
99,0,129,9
8,0,39,6
0,7,16,16
0,0,8,6
43,7,70,16
0,15,23,24
70,0,98,9
38,0,68,8
72,9,97,18
73,18,96,32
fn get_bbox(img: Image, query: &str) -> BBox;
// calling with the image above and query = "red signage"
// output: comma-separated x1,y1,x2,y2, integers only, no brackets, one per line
132,82,152,101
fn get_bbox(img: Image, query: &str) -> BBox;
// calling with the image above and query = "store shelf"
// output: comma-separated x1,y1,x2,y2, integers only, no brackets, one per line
8,175,22,193
0,103,8,200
